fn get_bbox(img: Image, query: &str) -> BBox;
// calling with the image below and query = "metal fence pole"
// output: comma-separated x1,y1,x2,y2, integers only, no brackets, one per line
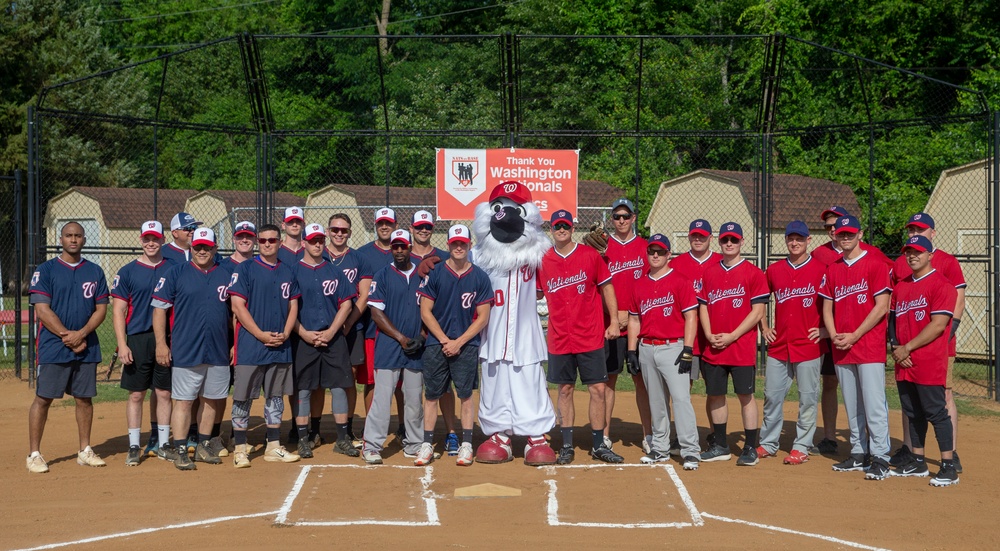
14,169,22,379
993,111,999,401
26,107,36,388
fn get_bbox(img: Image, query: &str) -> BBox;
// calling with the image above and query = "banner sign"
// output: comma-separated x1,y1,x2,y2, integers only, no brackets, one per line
436,148,579,220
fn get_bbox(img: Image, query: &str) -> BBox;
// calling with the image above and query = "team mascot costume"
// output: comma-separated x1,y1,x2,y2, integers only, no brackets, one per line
471,181,558,465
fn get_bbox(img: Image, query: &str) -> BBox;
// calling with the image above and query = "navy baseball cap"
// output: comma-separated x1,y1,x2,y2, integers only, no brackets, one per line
233,221,256,236
784,220,810,237
821,206,850,221
170,212,203,231
550,210,574,227
688,219,712,236
834,215,861,234
719,222,743,240
611,198,635,213
906,212,935,229
901,235,933,253
648,234,671,251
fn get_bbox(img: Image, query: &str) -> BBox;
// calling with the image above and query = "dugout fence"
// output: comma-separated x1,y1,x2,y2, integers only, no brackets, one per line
20,33,998,399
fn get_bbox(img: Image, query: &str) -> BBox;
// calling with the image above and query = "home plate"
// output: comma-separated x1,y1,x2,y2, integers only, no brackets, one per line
454,483,522,498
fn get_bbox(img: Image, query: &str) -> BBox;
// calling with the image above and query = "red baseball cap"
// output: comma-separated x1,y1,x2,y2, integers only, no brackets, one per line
488,181,533,205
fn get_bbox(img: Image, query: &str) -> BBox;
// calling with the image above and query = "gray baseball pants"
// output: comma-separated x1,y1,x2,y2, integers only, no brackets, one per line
759,356,821,454
639,341,699,458
362,368,424,455
836,362,890,461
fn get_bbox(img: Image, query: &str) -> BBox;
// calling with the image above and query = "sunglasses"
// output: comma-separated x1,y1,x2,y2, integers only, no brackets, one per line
258,237,279,244
719,236,741,244
180,225,198,232
306,237,326,245
552,222,572,231
612,213,633,221
328,227,350,234
646,248,668,256
390,243,409,250
412,223,434,231
192,244,214,252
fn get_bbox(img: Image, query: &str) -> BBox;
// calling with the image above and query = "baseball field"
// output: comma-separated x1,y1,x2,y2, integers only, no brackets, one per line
3,376,997,551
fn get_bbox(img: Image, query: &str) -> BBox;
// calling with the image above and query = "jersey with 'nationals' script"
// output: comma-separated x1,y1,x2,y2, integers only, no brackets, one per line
669,250,722,356
294,259,356,332
811,241,893,269
765,257,828,362
539,244,612,355
227,257,301,365
368,264,424,370
111,258,176,335
891,248,966,358
628,269,698,340
150,261,231,367
697,259,769,366
418,262,494,348
604,235,648,336
891,270,956,386
29,257,110,364
818,250,892,364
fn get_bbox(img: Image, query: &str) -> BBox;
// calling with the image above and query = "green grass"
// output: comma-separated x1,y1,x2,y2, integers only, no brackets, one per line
58,382,130,407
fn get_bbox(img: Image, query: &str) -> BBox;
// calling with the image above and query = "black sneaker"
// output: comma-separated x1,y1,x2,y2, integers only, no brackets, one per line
889,445,912,468
736,446,759,467
297,439,314,459
174,449,196,471
125,445,142,467
891,456,929,477
556,446,575,465
700,443,732,462
640,450,670,464
668,439,681,457
682,456,700,470
395,424,407,443
832,453,866,472
952,451,963,474
590,445,624,464
195,440,222,464
154,443,181,462
865,458,889,480
333,437,361,457
930,461,960,487
816,438,838,455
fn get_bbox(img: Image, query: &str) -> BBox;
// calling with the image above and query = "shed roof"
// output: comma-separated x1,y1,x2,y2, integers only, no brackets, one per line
64,187,197,229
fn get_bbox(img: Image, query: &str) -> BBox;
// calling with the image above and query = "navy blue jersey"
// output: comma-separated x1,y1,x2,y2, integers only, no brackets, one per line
228,256,301,365
110,258,177,335
356,241,394,338
294,259,357,331
29,257,109,364
151,261,232,367
218,256,245,277
418,262,493,347
277,244,305,267
368,264,424,370
411,246,449,263
327,247,369,331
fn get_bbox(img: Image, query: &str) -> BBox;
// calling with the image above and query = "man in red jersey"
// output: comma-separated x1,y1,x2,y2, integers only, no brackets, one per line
758,221,827,465
888,235,958,486
697,222,769,467
819,215,892,480
888,213,966,474
599,198,652,453
539,209,623,465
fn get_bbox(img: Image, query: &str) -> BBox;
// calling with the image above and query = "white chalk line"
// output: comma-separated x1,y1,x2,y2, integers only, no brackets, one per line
700,513,894,551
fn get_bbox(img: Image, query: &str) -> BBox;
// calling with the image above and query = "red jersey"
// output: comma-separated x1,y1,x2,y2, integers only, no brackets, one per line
669,250,723,355
765,257,828,362
539,244,613,354
891,248,966,358
812,241,893,269
892,270,957,385
818,250,892,364
628,269,698,340
604,234,648,336
697,259,769,366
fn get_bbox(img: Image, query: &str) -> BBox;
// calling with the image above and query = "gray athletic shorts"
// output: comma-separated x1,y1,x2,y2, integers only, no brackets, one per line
36,362,97,399
171,364,230,400
233,362,294,401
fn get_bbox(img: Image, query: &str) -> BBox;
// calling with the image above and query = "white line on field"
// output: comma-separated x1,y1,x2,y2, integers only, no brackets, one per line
700,513,893,551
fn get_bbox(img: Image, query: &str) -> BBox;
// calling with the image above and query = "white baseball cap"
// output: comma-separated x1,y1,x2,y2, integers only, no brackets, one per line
191,228,216,247
284,206,304,223
304,223,325,241
448,224,470,244
390,229,411,246
412,210,434,226
375,207,396,224
140,220,163,238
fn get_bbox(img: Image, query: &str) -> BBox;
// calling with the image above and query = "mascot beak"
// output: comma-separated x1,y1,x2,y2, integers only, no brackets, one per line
490,206,526,244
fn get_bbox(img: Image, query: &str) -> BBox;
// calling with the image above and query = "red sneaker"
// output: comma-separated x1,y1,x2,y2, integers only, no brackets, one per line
783,449,810,465
756,445,774,459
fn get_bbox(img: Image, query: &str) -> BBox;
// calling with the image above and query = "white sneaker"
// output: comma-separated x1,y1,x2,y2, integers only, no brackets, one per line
456,442,474,466
603,436,614,450
27,452,49,473
77,446,106,467
641,436,653,455
263,442,300,463
413,442,435,466
362,449,383,465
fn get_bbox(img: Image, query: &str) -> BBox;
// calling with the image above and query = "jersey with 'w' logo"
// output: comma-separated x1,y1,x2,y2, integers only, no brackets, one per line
539,244,612,354
418,262,493,347
294,259,357,332
150,261,231,367
628,269,697,340
29,257,109,364
227,256,300,365
818,250,891,364
891,269,956,385
765,256,828,362
697,259,769,366
604,235,648,335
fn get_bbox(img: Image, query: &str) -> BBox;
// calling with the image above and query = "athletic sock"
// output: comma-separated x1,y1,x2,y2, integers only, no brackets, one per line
198,433,211,444
592,429,604,450
158,425,171,446
174,439,188,454
234,430,248,446
347,416,355,434
713,423,727,447
561,427,573,448
128,428,141,448
745,429,759,448
297,424,309,440
150,422,158,439
914,454,926,463
211,422,222,438
336,422,349,440
424,430,435,444
266,427,280,442
310,416,321,437
462,429,473,444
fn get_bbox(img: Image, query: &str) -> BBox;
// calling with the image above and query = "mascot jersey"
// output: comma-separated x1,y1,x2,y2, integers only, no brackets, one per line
474,260,547,366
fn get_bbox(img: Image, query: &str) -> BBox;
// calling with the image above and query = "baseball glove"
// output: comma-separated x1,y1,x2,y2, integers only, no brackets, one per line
402,336,425,356
582,222,608,255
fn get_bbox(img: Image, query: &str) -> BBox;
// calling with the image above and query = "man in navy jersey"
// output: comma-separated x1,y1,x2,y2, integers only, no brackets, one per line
278,206,305,266
152,228,231,470
111,220,175,466
27,221,109,473
228,224,302,466
293,224,358,458
417,224,493,466
162,212,202,264
361,229,426,465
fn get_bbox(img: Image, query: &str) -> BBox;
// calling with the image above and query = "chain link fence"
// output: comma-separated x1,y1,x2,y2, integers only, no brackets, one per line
0,171,24,380
24,34,997,399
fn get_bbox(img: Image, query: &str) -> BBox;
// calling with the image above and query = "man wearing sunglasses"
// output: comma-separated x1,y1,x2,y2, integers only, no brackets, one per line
626,234,700,470
697,222,769,467
818,215,892,480
539,210,623,464
162,212,203,264
228,224,302,467
278,206,306,267
600,198,653,455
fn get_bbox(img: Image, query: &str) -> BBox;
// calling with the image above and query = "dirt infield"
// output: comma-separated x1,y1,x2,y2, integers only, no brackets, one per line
3,377,996,551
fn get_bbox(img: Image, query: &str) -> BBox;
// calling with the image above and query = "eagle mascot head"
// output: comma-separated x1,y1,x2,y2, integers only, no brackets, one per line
471,181,551,275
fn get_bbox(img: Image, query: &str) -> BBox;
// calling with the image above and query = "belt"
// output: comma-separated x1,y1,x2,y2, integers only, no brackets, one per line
640,338,682,346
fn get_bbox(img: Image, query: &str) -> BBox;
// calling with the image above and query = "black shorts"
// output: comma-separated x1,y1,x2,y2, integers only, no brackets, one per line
36,362,97,400
702,361,755,396
120,331,171,392
422,344,479,400
346,328,365,366
820,347,835,376
293,334,353,391
547,348,608,386
604,337,626,376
